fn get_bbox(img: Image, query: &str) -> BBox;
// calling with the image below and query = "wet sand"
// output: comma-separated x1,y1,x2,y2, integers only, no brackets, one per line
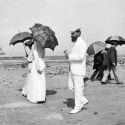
0,59,125,125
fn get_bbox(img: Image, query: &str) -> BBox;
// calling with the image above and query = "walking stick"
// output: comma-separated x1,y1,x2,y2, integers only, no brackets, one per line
22,43,28,57
22,43,29,66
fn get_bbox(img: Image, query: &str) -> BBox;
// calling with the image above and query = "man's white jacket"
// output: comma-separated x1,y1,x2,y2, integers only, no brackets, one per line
69,37,87,76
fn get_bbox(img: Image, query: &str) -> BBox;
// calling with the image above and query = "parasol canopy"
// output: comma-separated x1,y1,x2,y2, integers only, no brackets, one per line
29,23,58,51
9,32,32,57
87,41,106,56
105,35,125,45
9,32,32,45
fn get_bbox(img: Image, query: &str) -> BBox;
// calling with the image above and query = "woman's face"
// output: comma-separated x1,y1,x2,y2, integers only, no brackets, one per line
71,32,78,42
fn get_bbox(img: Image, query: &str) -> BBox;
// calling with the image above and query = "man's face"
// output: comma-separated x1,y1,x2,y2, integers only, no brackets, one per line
71,32,78,42
114,44,117,48
112,41,118,48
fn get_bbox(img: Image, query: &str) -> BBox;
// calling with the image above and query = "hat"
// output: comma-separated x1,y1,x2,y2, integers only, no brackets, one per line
70,28,81,34
111,41,118,45
24,40,33,46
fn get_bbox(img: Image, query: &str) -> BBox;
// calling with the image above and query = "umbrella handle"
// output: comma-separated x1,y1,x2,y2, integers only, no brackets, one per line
22,43,28,57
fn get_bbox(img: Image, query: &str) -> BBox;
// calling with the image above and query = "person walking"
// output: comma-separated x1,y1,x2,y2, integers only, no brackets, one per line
101,47,112,81
90,51,103,81
64,28,88,114
26,41,46,103
22,40,34,97
101,41,123,84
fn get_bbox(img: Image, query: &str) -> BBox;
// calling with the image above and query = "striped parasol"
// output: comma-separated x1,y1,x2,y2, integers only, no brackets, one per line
87,41,106,56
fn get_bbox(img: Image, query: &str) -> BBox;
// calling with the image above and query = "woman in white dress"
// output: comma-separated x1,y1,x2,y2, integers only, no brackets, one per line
22,42,33,97
27,41,46,103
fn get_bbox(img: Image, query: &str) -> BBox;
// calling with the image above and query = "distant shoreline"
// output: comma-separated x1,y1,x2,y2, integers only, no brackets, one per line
0,55,125,62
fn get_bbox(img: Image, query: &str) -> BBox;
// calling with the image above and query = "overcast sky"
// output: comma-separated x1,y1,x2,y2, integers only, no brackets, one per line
0,0,125,56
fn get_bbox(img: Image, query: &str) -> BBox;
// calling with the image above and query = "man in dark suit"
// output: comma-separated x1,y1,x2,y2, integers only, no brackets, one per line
90,51,104,81
90,48,112,81
101,41,123,84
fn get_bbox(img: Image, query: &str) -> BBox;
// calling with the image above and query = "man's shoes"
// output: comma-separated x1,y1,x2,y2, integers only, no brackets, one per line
82,100,88,105
22,94,27,97
101,82,107,85
116,82,124,85
81,100,88,109
69,100,88,114
84,77,89,83
69,108,81,114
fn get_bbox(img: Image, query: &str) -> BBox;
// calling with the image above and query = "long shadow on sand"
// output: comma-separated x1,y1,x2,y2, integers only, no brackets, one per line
46,90,57,96
63,98,74,108
18,89,57,96
18,88,22,91
63,98,88,110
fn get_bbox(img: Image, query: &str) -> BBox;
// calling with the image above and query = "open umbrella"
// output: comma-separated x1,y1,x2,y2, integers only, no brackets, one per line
9,32,32,57
105,35,125,45
29,23,58,51
87,41,106,56
9,32,32,45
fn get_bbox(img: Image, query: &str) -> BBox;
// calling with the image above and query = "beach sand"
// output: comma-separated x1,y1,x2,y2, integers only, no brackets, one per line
0,59,125,125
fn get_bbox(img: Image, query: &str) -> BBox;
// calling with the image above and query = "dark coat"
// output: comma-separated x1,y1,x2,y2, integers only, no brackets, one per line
103,47,117,68
93,51,103,70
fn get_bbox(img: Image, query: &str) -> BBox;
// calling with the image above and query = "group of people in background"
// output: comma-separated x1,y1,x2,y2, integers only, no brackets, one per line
21,28,123,114
90,41,123,85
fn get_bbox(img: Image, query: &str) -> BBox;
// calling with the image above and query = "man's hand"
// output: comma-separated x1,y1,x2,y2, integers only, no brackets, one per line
64,50,69,59
113,63,116,66
36,65,43,74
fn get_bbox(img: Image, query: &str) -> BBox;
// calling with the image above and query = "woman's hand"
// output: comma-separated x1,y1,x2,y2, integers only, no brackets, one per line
36,64,45,74
37,69,43,74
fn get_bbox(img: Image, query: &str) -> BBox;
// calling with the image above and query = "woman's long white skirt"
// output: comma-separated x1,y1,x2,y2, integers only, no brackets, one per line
27,61,46,103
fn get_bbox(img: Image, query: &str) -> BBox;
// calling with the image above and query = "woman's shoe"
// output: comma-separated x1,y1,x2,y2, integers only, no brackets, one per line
36,101,45,104
22,94,27,97
101,82,107,85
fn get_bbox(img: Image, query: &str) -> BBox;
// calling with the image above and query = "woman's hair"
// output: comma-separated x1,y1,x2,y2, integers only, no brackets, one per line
29,41,34,49
25,40,34,50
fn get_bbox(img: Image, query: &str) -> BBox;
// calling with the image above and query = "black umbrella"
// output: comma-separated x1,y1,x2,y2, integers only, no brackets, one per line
105,35,125,45
9,32,32,45
9,32,32,57
29,23,58,51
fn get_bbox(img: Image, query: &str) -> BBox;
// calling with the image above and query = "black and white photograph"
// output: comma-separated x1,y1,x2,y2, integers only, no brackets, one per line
0,0,125,124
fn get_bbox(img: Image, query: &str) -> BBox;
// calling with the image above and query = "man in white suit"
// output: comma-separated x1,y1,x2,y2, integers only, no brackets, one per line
64,28,88,114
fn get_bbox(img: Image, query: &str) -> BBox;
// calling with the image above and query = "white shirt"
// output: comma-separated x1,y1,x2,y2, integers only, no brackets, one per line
69,37,87,76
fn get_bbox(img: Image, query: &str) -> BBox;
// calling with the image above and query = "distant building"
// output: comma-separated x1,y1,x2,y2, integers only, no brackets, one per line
0,47,5,55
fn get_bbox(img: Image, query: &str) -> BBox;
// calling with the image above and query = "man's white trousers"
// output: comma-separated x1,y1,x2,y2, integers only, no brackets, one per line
68,72,88,110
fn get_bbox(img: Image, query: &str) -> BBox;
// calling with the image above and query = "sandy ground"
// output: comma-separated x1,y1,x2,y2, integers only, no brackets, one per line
0,60,125,125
